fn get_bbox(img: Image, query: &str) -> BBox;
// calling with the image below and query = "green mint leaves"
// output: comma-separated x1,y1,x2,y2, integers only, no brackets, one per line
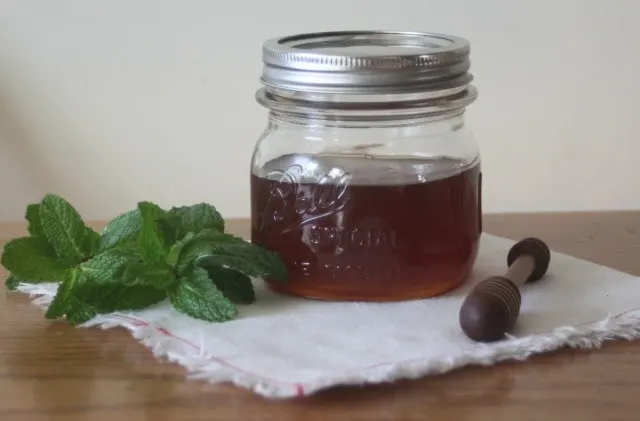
182,230,289,281
2,236,74,281
206,265,256,305
39,195,99,260
137,201,173,263
168,267,237,322
98,209,141,251
168,203,225,237
2,194,288,325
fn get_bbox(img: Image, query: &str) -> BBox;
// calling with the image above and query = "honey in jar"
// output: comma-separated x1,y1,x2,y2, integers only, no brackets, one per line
251,31,482,301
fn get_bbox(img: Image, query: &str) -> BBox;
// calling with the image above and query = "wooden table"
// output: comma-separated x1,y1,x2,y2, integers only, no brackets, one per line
0,212,639,420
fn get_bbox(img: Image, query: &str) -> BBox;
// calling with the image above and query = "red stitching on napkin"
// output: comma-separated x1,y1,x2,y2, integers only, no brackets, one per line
113,304,640,396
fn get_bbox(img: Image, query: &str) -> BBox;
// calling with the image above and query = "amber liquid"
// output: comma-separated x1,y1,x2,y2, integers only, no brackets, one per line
251,155,482,301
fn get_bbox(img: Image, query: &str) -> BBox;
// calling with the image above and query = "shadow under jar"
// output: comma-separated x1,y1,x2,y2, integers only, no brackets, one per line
251,31,482,301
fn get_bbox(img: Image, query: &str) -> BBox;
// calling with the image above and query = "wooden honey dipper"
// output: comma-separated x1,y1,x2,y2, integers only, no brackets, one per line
459,237,551,342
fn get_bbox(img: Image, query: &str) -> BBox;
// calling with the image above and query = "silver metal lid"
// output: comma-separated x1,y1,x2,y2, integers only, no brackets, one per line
260,31,473,96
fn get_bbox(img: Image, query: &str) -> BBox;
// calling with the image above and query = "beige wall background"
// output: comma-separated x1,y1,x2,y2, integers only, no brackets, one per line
0,0,638,222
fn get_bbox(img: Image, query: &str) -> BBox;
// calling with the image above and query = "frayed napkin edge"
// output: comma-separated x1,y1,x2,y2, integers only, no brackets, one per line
13,282,640,399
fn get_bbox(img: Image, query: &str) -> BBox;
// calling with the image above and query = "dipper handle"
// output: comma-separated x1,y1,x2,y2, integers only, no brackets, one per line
459,237,551,342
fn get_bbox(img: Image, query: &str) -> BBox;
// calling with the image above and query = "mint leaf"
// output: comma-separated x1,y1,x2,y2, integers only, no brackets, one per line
168,267,236,322
78,246,176,289
175,232,219,274
26,203,46,238
166,232,196,268
1,237,73,281
55,286,166,325
6,275,20,291
177,230,288,282
81,226,101,256
46,266,166,324
121,261,176,289
206,265,255,304
99,209,142,251
84,283,166,313
168,203,224,237
158,211,182,238
60,302,97,325
64,283,166,324
46,267,82,319
39,194,95,261
137,202,172,262
79,248,131,283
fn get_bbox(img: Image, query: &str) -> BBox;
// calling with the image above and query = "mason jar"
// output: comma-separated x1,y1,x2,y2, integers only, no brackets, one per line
251,31,482,301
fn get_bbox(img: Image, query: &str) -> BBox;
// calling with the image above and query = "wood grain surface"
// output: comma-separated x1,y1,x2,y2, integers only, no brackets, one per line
0,212,639,421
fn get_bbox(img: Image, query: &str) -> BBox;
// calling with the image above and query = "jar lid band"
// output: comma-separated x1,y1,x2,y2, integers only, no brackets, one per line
260,31,474,97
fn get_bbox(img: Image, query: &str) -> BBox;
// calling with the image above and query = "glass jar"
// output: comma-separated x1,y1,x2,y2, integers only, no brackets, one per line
251,31,482,301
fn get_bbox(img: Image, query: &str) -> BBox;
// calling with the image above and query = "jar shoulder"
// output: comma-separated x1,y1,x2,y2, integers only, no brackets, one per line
252,122,480,180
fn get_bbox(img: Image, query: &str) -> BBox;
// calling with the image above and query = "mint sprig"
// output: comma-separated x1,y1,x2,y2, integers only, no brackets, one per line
168,267,238,322
1,194,288,325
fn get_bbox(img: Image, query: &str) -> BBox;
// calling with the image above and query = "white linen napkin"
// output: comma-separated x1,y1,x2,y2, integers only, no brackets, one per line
16,234,640,399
